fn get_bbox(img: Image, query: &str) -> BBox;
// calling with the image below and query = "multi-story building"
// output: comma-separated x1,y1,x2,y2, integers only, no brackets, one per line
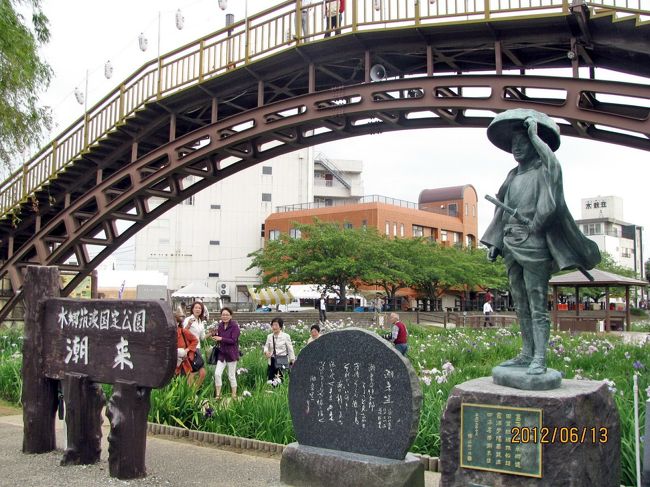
263,185,478,311
576,195,645,280
126,149,363,303
265,185,478,247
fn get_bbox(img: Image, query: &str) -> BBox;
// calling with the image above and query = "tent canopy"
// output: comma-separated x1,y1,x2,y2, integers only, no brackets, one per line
247,286,294,305
172,281,220,300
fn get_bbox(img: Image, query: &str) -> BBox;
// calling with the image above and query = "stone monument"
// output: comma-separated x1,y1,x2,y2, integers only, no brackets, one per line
439,109,620,486
281,327,423,487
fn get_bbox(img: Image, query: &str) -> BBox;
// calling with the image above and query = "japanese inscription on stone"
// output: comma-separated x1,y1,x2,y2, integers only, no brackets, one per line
460,403,542,478
42,298,176,388
289,328,422,460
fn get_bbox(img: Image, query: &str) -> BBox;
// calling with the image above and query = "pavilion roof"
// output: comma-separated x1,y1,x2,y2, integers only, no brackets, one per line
549,269,648,287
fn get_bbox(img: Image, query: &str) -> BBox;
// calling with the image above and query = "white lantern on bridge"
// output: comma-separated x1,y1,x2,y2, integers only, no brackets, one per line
374,0,381,11
175,9,185,30
104,60,113,79
138,32,148,52
218,0,227,11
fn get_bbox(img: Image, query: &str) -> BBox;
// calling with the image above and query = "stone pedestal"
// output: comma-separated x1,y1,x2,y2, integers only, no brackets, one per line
281,443,424,487
440,377,620,487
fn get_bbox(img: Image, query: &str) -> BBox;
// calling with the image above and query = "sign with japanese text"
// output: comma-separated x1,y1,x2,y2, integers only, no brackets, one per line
460,403,542,478
42,299,176,388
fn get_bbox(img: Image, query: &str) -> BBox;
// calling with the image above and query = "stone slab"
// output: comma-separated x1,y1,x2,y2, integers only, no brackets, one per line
440,377,620,487
280,442,424,487
288,327,422,460
492,366,562,391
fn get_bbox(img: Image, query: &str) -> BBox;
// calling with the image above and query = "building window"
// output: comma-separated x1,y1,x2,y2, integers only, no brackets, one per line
385,222,390,236
400,224,404,237
344,222,353,229
465,203,469,216
262,166,272,175
210,204,221,209
393,223,397,236
472,205,476,217
453,232,460,244
582,224,589,234
448,204,458,217
208,272,220,278
412,225,424,238
260,223,265,238
209,240,220,245
325,198,333,206
441,230,448,242
290,228,302,239
262,193,272,202
269,230,280,240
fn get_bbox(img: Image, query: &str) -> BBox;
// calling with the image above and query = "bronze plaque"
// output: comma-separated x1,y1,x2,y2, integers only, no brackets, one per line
460,403,542,478
42,299,176,388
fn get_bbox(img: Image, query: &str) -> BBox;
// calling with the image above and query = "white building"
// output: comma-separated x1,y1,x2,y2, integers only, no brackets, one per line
125,148,364,304
576,195,645,280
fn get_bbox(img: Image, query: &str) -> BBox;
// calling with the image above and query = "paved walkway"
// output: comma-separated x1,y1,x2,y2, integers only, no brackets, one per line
0,414,441,487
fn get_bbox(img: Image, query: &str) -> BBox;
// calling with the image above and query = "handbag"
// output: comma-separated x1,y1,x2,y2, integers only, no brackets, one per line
274,355,290,369
208,345,220,365
273,335,290,369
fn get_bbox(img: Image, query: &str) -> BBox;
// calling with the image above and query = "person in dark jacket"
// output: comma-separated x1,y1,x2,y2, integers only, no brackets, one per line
210,307,241,399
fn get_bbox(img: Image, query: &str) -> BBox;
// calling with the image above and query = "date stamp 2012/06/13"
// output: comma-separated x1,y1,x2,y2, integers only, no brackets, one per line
510,426,609,445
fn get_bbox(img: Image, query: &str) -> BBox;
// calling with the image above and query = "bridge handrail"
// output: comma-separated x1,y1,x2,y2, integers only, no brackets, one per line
1,0,647,219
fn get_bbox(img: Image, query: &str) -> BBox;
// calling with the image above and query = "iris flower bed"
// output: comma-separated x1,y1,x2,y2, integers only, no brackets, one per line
1,321,648,485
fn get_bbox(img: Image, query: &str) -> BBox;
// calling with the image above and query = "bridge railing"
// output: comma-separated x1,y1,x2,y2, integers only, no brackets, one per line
1,0,648,220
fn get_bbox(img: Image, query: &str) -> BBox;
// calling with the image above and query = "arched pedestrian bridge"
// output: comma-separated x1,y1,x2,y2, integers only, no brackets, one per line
0,0,649,320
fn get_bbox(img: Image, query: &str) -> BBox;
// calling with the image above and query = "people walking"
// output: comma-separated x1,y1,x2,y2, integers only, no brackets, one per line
211,307,241,400
319,292,327,323
182,301,207,386
483,299,494,327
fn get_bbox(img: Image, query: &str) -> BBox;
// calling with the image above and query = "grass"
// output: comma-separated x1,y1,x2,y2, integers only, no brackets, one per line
1,319,647,486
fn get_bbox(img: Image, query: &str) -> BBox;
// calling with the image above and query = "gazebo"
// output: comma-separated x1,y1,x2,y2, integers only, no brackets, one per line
549,269,648,332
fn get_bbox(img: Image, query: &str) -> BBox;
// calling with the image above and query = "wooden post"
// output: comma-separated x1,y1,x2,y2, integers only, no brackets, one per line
625,286,630,332
61,373,105,465
552,285,558,331
22,265,60,453
605,287,611,332
107,381,152,479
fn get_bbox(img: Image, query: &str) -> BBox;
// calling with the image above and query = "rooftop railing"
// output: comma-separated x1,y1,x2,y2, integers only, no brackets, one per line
1,0,647,219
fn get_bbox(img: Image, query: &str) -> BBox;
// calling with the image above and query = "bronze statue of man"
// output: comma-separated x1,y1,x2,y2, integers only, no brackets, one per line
481,109,600,377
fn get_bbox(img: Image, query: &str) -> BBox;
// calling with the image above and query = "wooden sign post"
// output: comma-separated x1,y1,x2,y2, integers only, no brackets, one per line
22,265,176,479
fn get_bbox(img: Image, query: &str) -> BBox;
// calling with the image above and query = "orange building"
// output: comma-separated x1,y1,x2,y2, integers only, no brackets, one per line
264,185,478,247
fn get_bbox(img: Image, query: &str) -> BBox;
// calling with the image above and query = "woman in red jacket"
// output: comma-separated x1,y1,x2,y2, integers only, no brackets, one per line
175,311,199,378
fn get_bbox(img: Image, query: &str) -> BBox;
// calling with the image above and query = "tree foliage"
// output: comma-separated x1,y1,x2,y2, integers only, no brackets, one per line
0,0,52,171
247,220,374,308
247,220,508,308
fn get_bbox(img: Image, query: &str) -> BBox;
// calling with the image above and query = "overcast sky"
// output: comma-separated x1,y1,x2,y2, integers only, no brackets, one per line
37,0,649,260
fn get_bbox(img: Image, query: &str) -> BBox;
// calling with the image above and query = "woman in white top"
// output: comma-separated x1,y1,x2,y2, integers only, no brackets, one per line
263,317,295,384
182,301,207,386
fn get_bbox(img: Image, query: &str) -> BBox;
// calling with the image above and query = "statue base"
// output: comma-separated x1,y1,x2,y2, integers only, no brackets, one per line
280,443,424,487
440,377,620,487
492,365,562,390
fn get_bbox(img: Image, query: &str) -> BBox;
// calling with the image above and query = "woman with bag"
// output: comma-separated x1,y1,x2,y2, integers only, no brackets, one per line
210,307,241,400
175,311,199,379
263,317,295,385
182,301,207,386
